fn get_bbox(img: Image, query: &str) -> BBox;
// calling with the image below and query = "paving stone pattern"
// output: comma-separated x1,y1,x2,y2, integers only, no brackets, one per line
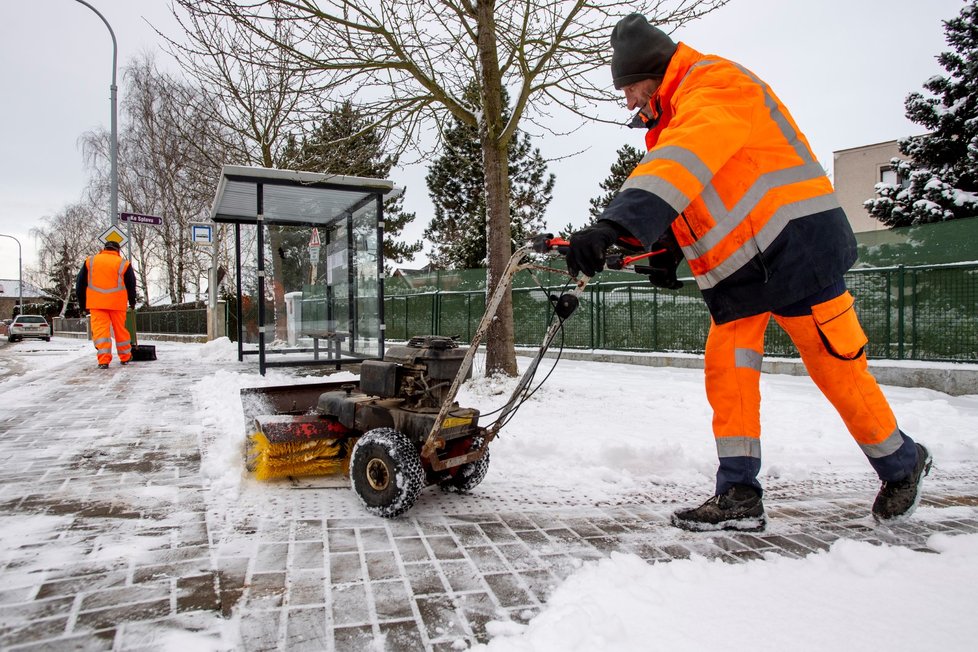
0,344,976,651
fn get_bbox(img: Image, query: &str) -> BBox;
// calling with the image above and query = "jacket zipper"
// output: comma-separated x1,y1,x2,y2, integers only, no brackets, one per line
757,240,770,283
680,211,698,240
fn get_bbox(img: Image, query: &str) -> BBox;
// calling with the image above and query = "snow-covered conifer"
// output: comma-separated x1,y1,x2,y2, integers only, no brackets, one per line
865,0,978,226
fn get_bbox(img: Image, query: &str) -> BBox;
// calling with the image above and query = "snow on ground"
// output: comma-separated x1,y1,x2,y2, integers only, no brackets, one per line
2,336,977,650
475,533,978,651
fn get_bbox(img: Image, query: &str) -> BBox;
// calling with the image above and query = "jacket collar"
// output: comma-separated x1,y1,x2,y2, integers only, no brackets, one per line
655,42,704,103
631,43,706,132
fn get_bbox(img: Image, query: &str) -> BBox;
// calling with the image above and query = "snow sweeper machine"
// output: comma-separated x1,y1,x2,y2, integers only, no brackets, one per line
241,235,671,517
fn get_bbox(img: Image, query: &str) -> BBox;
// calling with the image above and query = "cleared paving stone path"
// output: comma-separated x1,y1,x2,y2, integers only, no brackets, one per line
1,342,976,651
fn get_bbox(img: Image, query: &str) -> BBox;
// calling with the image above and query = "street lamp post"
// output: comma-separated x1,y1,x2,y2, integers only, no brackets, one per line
74,0,118,226
0,234,23,316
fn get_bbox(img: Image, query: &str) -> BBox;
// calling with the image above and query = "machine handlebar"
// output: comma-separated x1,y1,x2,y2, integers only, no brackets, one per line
531,233,667,272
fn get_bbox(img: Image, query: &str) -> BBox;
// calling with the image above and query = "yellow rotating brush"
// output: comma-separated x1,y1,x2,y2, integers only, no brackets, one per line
247,432,350,480
245,413,353,480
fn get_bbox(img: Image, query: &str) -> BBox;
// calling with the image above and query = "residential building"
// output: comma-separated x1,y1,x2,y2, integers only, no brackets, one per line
832,139,907,233
0,279,46,319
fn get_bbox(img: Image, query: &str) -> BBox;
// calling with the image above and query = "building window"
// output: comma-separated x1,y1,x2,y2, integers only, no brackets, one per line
880,165,908,188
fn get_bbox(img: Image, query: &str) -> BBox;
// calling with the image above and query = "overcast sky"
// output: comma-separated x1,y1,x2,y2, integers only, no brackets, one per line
0,0,966,280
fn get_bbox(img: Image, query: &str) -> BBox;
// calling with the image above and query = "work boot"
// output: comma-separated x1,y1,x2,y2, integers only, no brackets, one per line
872,443,932,522
672,484,766,532
98,363,109,369
120,360,129,366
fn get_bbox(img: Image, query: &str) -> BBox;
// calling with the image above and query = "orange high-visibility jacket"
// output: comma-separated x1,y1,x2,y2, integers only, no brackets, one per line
83,250,133,311
601,43,857,324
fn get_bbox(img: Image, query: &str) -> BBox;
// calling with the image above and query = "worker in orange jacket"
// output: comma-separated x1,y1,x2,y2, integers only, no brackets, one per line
75,240,138,369
567,14,931,532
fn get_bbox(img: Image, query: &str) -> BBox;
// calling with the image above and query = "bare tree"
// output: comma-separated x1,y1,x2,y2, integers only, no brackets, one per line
174,0,728,374
82,55,218,305
164,4,317,340
29,202,104,317
125,58,218,304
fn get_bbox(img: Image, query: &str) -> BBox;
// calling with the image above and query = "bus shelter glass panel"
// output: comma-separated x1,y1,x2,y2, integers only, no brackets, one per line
299,202,382,359
353,200,381,357
236,212,381,366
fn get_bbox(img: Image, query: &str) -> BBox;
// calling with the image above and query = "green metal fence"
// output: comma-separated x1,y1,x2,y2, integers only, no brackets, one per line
54,305,217,338
135,307,208,336
384,262,978,363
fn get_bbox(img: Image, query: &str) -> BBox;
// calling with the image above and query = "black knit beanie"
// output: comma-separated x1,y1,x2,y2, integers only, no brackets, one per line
611,14,678,89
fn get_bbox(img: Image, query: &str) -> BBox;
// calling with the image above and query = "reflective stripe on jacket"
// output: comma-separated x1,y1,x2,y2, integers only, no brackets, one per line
85,250,130,311
601,43,857,324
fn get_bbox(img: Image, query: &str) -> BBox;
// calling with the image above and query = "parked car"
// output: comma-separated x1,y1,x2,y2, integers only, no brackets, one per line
0,319,11,336
7,315,51,342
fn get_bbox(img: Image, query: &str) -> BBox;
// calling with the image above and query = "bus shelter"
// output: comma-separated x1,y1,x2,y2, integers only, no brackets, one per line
209,165,397,375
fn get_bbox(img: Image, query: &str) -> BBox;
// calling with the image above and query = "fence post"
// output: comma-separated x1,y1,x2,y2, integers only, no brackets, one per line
884,270,892,359
652,287,659,350
588,284,595,349
431,292,441,335
627,284,634,334
910,270,919,360
896,264,905,360
592,282,598,349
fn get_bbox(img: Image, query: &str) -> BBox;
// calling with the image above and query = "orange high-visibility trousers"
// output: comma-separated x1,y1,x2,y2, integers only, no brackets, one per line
90,309,132,365
705,291,917,494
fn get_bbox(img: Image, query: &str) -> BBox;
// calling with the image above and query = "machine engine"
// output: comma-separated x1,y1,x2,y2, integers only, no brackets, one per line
358,335,470,409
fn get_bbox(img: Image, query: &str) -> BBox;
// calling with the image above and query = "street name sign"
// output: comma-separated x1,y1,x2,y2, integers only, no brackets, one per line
120,212,164,226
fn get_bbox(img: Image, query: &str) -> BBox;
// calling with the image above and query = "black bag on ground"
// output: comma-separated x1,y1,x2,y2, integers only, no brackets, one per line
132,344,157,361
125,308,156,361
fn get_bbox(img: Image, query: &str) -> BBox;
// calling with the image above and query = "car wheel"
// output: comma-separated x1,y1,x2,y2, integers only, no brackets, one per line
349,428,424,518
43,337,50,342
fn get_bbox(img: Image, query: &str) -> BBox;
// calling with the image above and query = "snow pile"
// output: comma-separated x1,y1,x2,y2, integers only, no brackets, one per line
476,533,978,651
195,336,239,362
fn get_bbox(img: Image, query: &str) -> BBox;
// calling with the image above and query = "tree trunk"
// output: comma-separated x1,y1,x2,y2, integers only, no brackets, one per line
476,0,518,376
58,287,70,319
267,226,288,342
482,141,518,376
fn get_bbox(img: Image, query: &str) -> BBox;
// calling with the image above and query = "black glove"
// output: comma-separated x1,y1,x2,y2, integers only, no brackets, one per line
566,221,619,277
645,266,684,290
636,230,684,290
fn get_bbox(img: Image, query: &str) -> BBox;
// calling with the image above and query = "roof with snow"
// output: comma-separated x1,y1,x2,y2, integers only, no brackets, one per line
209,164,401,226
0,279,45,298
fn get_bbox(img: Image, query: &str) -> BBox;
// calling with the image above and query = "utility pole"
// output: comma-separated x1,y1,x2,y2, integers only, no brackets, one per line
74,0,119,226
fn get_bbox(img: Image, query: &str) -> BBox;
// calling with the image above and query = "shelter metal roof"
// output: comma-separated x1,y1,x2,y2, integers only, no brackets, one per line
209,164,399,226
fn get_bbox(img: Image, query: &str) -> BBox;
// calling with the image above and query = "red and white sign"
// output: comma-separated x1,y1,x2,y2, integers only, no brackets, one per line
308,228,322,265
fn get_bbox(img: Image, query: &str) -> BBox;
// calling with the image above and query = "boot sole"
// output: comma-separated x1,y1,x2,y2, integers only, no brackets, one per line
670,513,767,533
873,446,933,524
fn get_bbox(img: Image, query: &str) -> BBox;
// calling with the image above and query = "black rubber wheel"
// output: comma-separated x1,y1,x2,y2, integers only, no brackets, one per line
349,428,424,518
438,437,490,494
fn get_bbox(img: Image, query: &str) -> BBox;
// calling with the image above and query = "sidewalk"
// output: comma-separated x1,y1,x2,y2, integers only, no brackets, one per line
0,339,976,651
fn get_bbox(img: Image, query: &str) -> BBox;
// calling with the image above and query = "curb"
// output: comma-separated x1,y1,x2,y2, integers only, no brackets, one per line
520,348,978,396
